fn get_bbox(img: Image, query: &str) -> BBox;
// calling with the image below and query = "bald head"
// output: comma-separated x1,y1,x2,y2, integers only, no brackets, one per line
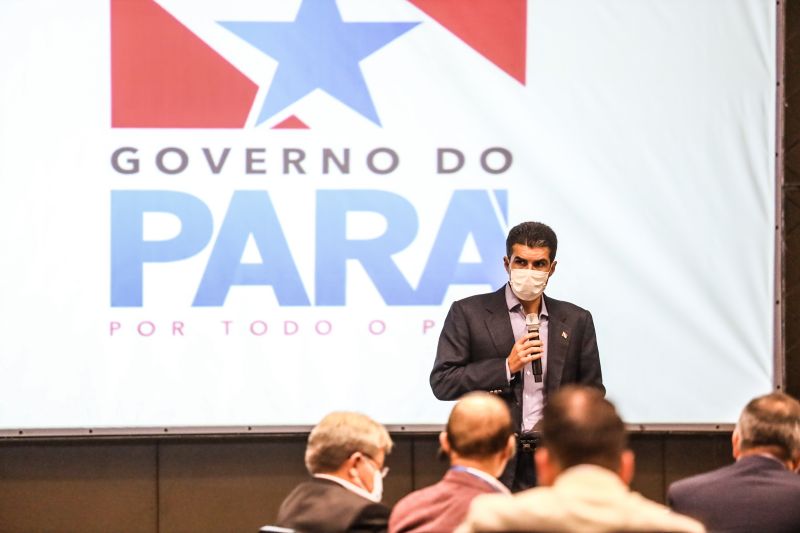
736,392,800,462
445,392,513,459
541,385,626,472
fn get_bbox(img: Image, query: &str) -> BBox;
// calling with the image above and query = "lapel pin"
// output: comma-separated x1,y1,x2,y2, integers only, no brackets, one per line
561,331,568,339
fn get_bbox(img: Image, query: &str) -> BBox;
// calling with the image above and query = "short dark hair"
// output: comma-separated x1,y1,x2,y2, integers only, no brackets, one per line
506,222,558,261
541,385,626,471
446,392,514,459
737,392,800,461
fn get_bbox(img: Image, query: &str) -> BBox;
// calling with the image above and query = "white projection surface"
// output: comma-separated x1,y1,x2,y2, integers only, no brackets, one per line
0,0,777,434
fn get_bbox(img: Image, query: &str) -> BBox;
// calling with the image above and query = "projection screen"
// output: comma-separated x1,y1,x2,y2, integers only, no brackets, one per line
0,0,778,435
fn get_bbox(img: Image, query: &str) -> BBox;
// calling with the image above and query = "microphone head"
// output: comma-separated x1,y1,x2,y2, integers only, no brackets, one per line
525,313,539,330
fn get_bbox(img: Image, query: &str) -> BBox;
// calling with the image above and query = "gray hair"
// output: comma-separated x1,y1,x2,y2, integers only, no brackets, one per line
736,392,800,461
304,412,393,474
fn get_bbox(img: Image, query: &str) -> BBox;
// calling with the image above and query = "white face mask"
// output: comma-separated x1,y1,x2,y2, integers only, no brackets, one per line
509,268,549,302
350,456,384,503
367,466,383,502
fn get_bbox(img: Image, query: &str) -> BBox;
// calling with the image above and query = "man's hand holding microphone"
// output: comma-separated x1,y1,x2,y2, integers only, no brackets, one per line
507,314,543,378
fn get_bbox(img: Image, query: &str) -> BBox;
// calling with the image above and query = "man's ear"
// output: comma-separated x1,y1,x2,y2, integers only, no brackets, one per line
439,431,451,455
534,448,557,487
497,434,516,466
506,434,517,459
345,453,362,483
619,449,635,486
731,428,741,459
345,452,360,469
503,256,510,274
492,435,517,478
549,260,557,278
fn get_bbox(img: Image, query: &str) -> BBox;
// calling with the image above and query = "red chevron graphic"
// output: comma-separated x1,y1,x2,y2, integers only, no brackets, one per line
272,115,310,130
111,0,258,128
409,0,527,84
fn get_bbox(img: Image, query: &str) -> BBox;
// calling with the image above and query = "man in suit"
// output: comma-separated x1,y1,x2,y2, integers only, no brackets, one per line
667,392,800,533
456,385,705,533
388,392,515,533
430,221,604,491
275,411,393,533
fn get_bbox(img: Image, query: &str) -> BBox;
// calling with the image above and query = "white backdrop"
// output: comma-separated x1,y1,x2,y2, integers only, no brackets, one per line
0,0,776,433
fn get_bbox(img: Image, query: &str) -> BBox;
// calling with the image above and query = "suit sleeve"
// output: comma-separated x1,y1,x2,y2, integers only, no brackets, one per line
666,486,678,509
577,310,605,394
429,300,510,401
665,480,687,512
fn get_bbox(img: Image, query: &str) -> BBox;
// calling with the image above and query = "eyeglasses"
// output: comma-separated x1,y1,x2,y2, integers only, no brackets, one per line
361,454,390,478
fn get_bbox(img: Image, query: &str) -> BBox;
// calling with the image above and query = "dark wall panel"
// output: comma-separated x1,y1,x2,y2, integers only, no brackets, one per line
663,435,732,492
157,438,307,533
0,442,157,533
785,0,800,399
154,436,415,532
0,432,737,533
382,436,414,507
628,435,665,503
409,434,449,492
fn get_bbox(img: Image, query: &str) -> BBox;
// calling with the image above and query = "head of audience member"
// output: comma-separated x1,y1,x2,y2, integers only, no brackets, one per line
534,385,633,487
305,411,393,501
439,392,516,478
732,391,800,471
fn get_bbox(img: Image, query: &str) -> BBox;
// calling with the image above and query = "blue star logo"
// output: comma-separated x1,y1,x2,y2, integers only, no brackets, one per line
220,0,419,126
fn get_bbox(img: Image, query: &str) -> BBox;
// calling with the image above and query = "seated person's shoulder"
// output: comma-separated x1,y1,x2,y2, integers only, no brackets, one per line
350,501,390,533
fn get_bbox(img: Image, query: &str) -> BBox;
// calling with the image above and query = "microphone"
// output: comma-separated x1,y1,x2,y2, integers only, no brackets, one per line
525,313,543,383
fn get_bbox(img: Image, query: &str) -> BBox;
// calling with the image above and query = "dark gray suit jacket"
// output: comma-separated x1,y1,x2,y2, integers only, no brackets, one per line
276,477,389,533
430,287,604,432
667,455,800,533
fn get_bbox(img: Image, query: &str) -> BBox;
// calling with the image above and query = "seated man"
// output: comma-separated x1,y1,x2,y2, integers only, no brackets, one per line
668,392,800,533
275,411,393,533
456,385,704,533
389,392,515,533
